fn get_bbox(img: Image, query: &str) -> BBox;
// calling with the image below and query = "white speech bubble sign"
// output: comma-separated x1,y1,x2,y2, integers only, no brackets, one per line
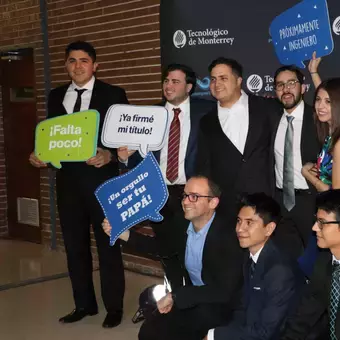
101,104,170,157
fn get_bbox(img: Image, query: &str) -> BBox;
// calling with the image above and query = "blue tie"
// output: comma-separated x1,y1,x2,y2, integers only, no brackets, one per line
330,262,340,339
249,258,256,279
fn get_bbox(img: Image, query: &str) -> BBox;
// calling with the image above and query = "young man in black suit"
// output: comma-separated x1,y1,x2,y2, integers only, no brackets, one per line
102,175,244,340
281,189,340,340
29,41,128,328
205,193,303,340
196,57,279,221
272,65,320,260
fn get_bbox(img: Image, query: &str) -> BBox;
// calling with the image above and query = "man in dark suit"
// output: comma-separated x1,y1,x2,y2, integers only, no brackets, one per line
272,65,320,261
281,189,340,340
205,193,303,340
102,175,244,339
196,57,279,220
29,41,128,328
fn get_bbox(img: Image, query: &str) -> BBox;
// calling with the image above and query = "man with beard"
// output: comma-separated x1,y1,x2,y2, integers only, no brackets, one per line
272,65,320,259
195,58,278,222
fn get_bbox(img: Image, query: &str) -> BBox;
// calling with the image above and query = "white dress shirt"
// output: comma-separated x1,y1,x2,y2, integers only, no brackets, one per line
62,76,95,114
274,100,309,189
160,97,191,185
207,246,264,340
250,246,264,263
218,90,249,155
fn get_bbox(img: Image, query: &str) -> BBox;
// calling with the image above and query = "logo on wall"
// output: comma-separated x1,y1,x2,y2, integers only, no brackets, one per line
172,28,235,48
246,75,263,93
197,77,210,90
333,17,340,35
173,30,187,48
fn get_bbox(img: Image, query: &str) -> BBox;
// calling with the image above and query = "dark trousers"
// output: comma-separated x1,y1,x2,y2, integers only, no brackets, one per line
273,188,316,259
56,170,125,313
138,303,230,340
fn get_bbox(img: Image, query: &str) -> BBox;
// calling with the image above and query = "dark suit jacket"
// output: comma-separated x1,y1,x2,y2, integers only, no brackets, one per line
281,250,337,340
47,79,129,183
271,102,321,192
128,97,216,177
214,240,303,340
126,213,244,310
196,95,279,216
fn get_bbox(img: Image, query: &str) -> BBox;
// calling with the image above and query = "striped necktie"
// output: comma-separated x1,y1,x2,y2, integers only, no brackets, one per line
166,108,181,183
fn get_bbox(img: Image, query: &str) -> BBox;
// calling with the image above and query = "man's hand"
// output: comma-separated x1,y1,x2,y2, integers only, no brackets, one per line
203,337,208,340
302,162,318,177
157,293,174,314
86,147,112,167
308,51,321,74
102,218,112,237
101,218,130,241
29,152,47,168
117,146,136,162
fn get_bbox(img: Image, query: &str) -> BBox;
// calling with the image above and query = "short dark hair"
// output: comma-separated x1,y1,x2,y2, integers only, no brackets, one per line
274,65,305,85
65,41,97,62
189,175,222,198
238,193,281,225
313,78,340,148
316,189,340,221
208,57,243,78
161,63,197,95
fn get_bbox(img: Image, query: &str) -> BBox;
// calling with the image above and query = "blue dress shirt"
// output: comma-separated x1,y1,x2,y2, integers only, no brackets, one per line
185,213,215,286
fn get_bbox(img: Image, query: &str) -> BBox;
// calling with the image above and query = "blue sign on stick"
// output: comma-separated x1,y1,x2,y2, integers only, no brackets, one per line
270,0,334,68
95,152,169,246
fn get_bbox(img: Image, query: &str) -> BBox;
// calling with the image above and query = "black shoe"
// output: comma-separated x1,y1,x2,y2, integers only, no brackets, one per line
59,308,98,323
102,310,123,328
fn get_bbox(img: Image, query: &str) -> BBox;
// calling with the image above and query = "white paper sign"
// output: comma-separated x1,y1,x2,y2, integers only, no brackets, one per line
101,104,170,157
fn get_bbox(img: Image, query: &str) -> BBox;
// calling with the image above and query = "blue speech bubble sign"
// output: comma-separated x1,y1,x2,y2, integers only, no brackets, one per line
270,0,334,68
95,152,169,245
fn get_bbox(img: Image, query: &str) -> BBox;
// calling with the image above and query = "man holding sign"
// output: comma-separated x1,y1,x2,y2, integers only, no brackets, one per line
103,175,243,340
119,63,215,238
29,41,128,328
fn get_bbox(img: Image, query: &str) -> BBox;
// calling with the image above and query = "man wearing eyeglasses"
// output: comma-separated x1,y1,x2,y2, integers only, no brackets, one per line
281,189,340,339
102,175,244,340
272,65,320,261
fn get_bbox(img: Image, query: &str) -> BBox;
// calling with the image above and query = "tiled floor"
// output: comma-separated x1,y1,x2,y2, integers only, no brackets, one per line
0,240,68,287
0,240,161,340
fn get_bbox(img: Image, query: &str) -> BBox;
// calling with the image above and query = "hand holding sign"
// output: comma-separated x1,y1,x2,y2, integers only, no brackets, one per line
270,0,334,68
101,104,169,158
95,152,169,246
34,110,99,169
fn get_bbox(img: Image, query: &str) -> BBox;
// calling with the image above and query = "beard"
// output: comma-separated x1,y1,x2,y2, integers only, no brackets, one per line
281,92,302,110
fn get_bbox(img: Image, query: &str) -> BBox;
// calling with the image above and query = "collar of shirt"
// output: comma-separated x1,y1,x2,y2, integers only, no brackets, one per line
332,255,340,265
283,99,304,121
218,90,248,113
165,96,190,116
250,246,264,264
69,76,95,92
187,212,216,237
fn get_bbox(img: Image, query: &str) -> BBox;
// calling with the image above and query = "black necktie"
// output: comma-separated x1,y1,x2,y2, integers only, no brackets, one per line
72,89,87,113
248,258,256,279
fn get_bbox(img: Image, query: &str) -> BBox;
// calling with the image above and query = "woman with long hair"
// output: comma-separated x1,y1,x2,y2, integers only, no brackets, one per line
302,78,340,190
